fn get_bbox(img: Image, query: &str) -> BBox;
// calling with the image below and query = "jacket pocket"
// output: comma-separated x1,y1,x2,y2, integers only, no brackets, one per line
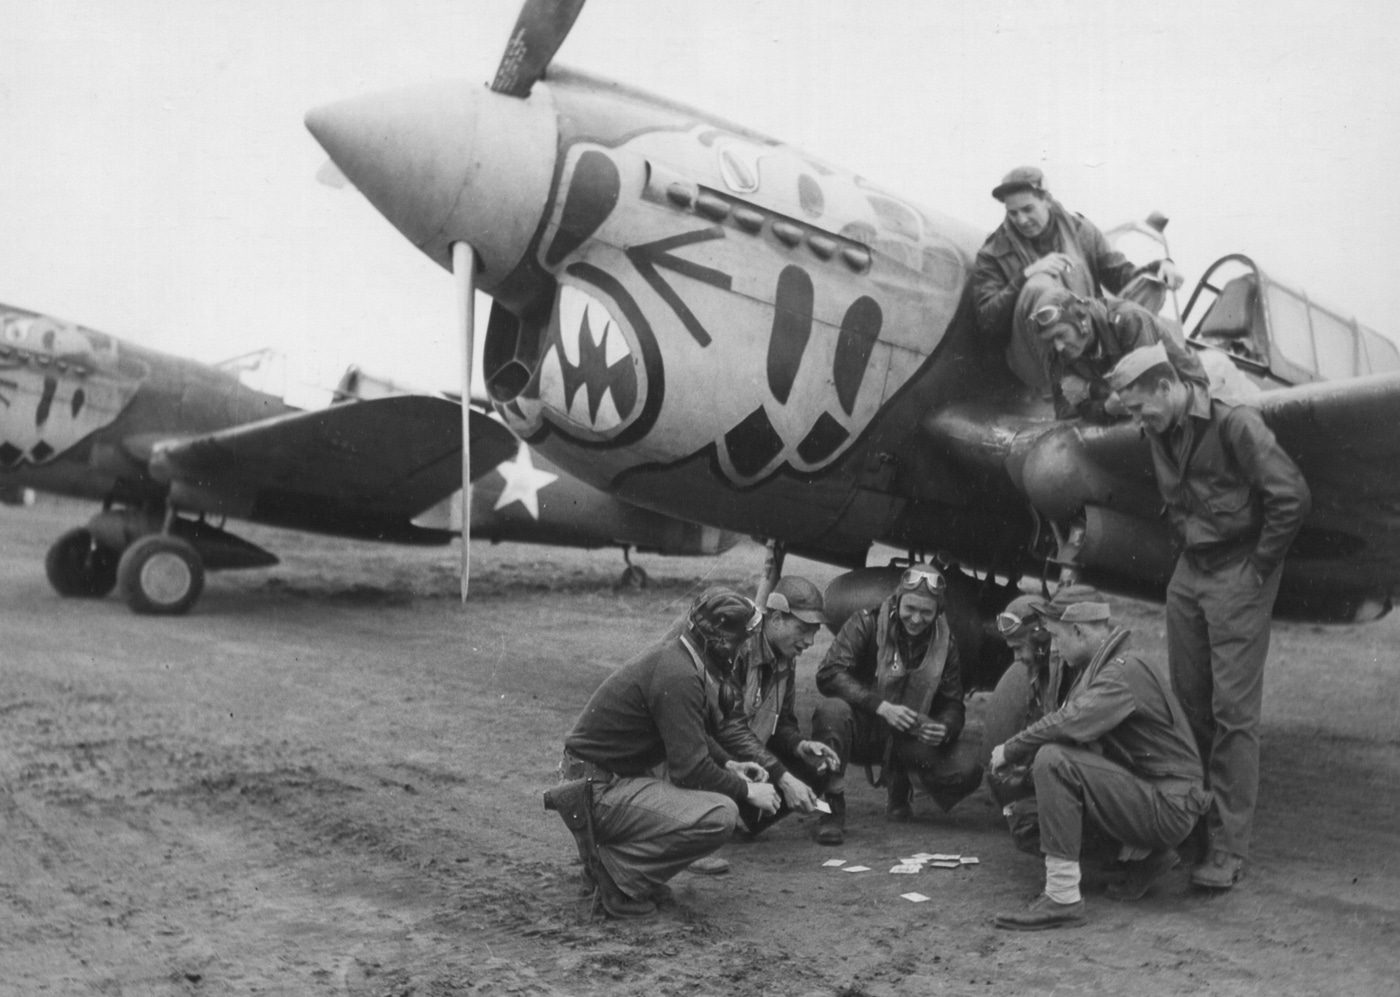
1204,486,1252,515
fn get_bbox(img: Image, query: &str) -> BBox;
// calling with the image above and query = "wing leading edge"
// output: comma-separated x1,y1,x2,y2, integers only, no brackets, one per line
149,396,519,543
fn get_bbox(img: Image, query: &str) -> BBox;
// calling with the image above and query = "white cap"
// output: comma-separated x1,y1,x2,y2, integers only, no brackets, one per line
1106,342,1170,392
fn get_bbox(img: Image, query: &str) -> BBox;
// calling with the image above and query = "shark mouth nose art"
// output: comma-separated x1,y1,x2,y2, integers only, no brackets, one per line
535,284,641,438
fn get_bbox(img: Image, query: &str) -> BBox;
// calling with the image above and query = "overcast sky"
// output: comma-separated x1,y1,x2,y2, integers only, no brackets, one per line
2,0,1396,402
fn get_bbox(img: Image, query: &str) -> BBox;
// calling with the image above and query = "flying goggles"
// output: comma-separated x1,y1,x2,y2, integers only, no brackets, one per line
897,565,946,598
1033,303,1086,331
996,610,1037,637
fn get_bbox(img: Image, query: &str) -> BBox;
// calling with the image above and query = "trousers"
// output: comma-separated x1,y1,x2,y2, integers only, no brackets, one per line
588,775,737,900
1166,553,1282,858
736,741,824,835
1033,743,1208,861
810,697,983,811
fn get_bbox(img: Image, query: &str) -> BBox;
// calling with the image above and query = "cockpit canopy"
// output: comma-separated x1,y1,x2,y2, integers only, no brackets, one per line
1183,254,1400,385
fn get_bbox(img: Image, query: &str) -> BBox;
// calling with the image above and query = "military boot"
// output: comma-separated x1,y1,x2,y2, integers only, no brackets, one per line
815,793,846,845
592,861,657,918
886,767,913,822
544,782,654,917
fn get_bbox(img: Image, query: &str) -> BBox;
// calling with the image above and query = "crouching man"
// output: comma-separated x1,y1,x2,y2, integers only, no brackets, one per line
547,588,781,918
726,576,842,837
991,589,1210,930
810,565,983,845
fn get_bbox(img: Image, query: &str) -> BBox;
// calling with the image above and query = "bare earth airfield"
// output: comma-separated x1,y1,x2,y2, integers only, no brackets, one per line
2,499,1397,996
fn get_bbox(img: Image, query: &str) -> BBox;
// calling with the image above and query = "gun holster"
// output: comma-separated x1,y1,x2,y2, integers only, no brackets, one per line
544,777,604,888
543,778,593,833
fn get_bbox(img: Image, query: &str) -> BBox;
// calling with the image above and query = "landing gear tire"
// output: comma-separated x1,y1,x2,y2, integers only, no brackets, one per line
45,528,119,598
117,535,205,615
618,564,648,589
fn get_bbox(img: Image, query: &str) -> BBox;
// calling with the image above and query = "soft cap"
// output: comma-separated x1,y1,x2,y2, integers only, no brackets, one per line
1106,342,1170,392
1032,583,1112,623
765,576,828,626
992,165,1046,201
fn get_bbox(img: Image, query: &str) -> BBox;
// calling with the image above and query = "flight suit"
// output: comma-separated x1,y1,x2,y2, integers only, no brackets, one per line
721,628,824,832
972,203,1136,390
1001,628,1211,862
813,598,982,810
1146,384,1310,860
1047,299,1208,422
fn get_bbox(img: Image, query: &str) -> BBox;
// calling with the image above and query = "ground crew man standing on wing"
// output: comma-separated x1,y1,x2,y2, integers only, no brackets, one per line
724,576,842,836
1108,343,1310,889
809,565,983,845
971,166,1183,392
990,589,1210,931
549,587,781,917
1031,287,1208,423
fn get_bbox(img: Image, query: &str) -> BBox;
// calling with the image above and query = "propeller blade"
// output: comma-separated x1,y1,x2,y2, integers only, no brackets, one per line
453,242,477,601
490,0,586,98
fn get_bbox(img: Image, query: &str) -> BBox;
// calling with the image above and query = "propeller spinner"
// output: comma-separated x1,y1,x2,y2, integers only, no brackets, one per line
308,0,585,599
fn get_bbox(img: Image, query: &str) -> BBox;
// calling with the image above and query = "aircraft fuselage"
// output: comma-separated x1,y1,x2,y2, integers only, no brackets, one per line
0,305,291,506
309,69,1038,570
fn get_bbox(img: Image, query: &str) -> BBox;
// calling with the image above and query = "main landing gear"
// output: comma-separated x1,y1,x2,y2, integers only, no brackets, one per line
43,505,276,615
45,527,119,598
116,533,205,615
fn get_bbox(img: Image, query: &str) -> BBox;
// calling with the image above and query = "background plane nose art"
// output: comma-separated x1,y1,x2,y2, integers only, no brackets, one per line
0,313,142,468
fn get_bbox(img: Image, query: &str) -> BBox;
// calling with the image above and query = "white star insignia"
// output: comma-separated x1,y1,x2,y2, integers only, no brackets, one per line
492,443,558,520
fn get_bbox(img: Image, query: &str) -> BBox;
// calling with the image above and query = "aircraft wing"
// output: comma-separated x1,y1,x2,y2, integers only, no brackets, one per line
1249,372,1400,583
1256,371,1400,501
149,396,520,538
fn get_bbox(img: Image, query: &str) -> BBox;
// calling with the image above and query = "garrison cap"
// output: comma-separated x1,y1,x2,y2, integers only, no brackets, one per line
1106,342,1170,392
1032,583,1112,623
766,576,828,625
992,165,1047,201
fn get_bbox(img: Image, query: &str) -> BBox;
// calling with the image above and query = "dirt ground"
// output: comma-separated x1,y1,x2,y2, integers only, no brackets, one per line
2,500,1398,997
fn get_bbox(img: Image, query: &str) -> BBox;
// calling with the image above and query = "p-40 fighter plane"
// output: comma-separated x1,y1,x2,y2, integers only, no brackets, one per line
307,0,1400,690
0,305,737,614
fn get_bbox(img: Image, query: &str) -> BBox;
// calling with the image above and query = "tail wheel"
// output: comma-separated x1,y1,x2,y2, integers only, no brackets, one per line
45,527,119,598
117,534,205,615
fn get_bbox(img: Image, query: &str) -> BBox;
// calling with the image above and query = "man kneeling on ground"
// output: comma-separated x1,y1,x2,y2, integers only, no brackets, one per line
547,588,780,918
990,588,1210,930
810,565,983,845
724,576,842,837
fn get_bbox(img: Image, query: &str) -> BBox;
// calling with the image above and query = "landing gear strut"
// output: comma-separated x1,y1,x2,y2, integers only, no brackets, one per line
754,539,787,607
617,546,648,589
